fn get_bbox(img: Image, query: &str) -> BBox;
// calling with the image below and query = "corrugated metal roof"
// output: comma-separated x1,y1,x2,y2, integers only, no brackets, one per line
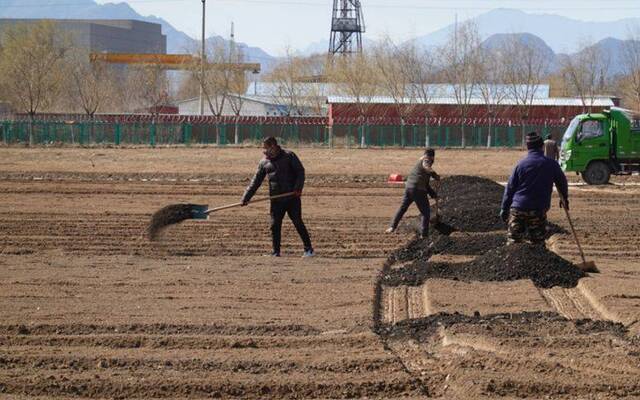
247,82,551,100
326,95,615,107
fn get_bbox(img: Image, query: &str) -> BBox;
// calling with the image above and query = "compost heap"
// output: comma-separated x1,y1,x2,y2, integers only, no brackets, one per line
438,175,506,232
383,243,586,289
386,175,584,289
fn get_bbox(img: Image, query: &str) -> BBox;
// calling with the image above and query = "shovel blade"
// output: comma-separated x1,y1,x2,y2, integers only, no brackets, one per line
577,261,599,273
190,204,210,220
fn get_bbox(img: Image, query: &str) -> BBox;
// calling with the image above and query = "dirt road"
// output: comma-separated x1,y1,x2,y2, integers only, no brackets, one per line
1,147,639,398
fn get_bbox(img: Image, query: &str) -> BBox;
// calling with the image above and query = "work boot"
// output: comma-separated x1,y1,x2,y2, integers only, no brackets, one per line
268,251,280,257
385,227,395,234
302,248,315,258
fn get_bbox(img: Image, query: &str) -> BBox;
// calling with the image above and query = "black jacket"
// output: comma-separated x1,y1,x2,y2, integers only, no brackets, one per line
405,159,439,198
242,149,305,202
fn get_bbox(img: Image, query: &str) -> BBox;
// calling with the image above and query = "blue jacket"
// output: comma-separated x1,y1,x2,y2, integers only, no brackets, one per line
501,149,569,212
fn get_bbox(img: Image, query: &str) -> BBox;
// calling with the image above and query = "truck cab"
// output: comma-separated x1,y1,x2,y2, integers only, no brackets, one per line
560,108,640,184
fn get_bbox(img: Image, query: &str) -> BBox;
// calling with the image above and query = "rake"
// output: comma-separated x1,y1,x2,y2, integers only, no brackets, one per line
147,192,296,240
559,193,599,273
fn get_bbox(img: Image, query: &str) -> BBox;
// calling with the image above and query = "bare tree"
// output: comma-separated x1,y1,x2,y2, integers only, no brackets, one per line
560,39,610,112
498,34,551,145
438,21,482,148
373,38,417,146
226,43,249,144
622,25,640,110
266,51,310,117
65,48,116,118
328,52,377,147
128,64,171,117
0,21,70,145
477,47,509,147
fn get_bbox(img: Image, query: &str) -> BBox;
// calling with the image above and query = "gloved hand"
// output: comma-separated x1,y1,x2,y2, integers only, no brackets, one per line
500,209,509,222
294,190,303,198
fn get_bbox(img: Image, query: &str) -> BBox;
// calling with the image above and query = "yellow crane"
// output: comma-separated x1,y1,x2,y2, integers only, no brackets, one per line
89,53,260,73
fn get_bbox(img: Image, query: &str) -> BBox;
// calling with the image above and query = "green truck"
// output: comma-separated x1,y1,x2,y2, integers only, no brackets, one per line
560,107,640,184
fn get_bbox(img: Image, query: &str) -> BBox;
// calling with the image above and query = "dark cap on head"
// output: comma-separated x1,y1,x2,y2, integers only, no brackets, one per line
424,148,435,157
526,131,543,149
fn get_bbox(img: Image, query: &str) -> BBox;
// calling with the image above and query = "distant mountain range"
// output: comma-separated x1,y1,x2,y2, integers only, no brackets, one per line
480,32,638,77
1,2,639,77
413,8,640,54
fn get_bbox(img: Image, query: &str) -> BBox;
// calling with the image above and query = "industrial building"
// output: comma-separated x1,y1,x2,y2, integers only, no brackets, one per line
0,19,166,54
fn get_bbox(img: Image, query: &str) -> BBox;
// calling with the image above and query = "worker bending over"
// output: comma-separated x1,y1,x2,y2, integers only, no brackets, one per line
501,132,569,245
242,136,314,257
386,148,440,239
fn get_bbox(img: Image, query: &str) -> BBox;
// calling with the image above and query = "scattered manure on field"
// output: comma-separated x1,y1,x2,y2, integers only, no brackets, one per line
382,243,585,289
376,311,628,339
147,204,203,240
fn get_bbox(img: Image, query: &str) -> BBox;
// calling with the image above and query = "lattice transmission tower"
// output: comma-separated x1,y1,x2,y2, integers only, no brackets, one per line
329,0,365,55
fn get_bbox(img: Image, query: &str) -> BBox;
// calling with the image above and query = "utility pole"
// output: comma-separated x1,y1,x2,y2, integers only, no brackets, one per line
199,0,206,115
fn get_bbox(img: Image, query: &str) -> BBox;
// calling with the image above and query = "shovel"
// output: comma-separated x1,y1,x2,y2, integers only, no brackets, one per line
428,179,456,235
148,192,296,240
429,179,442,224
559,193,599,273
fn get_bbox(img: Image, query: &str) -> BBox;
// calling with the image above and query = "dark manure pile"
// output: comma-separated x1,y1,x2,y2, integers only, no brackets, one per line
430,232,507,256
437,175,506,232
388,237,434,264
147,204,204,240
382,243,586,289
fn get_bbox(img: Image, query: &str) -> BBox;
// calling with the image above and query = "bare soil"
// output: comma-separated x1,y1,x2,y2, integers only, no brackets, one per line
1,147,639,399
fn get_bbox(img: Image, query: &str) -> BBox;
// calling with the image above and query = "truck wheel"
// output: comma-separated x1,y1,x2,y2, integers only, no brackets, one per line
582,161,611,185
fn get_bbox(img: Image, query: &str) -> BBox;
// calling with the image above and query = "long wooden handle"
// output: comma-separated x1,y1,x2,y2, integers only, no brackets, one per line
559,193,588,265
205,192,296,214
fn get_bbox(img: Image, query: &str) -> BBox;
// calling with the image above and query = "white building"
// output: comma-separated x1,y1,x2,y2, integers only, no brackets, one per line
176,94,289,116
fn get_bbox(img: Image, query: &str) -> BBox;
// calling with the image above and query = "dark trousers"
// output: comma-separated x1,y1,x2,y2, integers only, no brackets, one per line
270,197,312,253
390,188,431,236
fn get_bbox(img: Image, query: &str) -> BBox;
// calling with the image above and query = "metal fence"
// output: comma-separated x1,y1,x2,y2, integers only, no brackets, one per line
0,120,566,148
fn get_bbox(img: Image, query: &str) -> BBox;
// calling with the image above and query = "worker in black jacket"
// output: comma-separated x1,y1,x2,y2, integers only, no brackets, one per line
241,136,314,257
386,148,440,239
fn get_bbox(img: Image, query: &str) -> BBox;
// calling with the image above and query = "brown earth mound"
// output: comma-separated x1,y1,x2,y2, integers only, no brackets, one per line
382,243,585,288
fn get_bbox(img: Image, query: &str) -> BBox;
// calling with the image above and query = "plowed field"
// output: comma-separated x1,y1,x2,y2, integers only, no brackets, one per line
1,147,639,399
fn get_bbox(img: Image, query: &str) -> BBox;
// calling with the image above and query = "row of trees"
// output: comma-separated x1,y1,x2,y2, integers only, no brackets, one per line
266,21,640,117
0,21,252,118
2,19,640,144
0,21,250,144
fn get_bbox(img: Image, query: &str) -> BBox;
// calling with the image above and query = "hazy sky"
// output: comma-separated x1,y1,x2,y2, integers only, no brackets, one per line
96,0,640,55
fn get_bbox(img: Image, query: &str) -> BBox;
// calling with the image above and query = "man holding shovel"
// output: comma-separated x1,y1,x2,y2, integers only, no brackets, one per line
241,136,314,257
386,148,440,239
501,132,569,245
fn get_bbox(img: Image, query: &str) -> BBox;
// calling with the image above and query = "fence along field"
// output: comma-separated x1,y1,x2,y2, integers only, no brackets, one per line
0,118,568,148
